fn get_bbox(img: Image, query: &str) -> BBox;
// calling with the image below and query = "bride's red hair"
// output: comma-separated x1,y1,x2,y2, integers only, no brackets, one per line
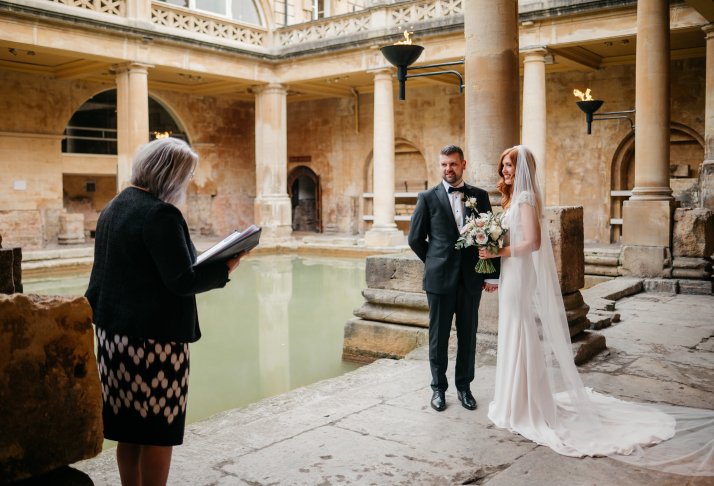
497,146,519,209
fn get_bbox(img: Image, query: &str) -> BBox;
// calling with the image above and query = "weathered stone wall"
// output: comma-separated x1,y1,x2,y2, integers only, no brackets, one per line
154,90,257,237
0,57,706,247
287,85,464,234
0,68,256,244
543,58,705,243
0,294,102,482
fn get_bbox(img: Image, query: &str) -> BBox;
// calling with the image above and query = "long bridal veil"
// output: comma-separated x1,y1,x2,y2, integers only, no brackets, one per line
502,145,713,475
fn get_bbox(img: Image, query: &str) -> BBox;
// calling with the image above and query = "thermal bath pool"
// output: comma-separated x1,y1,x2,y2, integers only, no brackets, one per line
23,254,366,443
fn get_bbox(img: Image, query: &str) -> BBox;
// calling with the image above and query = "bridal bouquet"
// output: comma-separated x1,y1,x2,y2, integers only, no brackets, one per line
455,211,508,274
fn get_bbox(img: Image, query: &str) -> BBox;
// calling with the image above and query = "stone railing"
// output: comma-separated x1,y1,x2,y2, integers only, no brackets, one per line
31,0,462,53
150,2,267,48
277,0,463,50
277,10,372,47
46,0,126,16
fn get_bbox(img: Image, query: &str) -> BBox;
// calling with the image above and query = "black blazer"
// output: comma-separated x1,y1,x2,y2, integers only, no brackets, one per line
408,182,500,295
85,187,230,343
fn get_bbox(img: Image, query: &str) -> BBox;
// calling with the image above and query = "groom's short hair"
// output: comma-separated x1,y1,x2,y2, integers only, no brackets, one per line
440,145,464,160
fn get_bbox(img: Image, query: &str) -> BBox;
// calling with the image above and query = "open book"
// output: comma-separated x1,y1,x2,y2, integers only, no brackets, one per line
193,224,261,268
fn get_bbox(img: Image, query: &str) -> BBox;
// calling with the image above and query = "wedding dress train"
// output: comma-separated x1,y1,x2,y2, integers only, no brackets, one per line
485,146,714,475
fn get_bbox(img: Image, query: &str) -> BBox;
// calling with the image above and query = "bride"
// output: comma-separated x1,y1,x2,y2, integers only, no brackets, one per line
477,145,713,475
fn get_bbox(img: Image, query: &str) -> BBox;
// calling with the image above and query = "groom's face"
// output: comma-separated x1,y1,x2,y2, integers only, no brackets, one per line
440,153,466,185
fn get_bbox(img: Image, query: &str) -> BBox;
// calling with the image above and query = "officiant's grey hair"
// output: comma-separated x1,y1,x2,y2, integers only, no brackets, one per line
131,137,198,206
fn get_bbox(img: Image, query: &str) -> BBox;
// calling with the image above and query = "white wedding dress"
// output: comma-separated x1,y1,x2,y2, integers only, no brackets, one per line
486,146,714,475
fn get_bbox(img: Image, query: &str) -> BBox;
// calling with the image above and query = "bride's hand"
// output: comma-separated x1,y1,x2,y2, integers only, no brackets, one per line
478,248,496,259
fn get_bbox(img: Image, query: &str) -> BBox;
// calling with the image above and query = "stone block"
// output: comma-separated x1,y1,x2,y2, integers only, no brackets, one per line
672,208,714,258
362,288,428,310
353,302,429,327
678,279,713,295
546,206,584,294
364,228,406,247
669,164,690,177
343,318,429,361
572,331,607,366
622,199,674,247
0,294,103,482
587,312,614,330
671,177,699,208
582,277,643,301
620,245,672,278
700,160,714,210
365,252,424,294
583,275,614,289
0,210,44,250
58,213,86,245
643,278,678,293
0,249,14,294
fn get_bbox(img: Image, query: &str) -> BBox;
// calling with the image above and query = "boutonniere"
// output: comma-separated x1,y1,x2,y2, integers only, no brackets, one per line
465,196,478,211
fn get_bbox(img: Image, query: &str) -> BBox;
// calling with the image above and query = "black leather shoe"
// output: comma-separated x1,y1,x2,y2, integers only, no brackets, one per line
457,389,477,410
430,390,446,411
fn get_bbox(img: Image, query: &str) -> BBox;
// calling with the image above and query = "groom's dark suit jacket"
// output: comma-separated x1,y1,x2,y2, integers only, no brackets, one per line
408,182,499,295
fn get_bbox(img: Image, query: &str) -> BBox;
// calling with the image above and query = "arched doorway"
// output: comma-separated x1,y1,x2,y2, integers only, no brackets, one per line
609,122,704,243
61,89,188,238
288,166,321,232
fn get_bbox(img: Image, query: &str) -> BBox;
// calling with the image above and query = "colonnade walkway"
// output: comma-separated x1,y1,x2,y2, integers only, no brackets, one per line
74,289,714,485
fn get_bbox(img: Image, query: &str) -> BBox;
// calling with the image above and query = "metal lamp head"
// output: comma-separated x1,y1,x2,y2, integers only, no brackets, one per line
380,44,424,100
576,99,604,134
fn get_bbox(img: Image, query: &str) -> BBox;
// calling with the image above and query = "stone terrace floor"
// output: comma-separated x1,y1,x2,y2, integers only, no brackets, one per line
69,289,714,486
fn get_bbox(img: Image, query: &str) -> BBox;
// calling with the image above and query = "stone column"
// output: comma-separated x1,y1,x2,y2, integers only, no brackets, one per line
621,1,674,277
365,69,404,247
254,83,292,242
115,62,151,191
464,0,519,198
521,47,549,202
700,24,714,210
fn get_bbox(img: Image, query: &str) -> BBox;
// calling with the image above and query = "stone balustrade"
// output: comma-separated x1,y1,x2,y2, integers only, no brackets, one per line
27,0,463,54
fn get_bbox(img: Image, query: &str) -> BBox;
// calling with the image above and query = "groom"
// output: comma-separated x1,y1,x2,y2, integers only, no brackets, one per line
408,145,499,411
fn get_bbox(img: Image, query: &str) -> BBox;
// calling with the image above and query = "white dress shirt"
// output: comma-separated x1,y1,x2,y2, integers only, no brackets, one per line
443,180,499,286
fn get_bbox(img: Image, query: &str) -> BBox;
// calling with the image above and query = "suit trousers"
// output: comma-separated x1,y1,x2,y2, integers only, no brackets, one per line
426,282,482,392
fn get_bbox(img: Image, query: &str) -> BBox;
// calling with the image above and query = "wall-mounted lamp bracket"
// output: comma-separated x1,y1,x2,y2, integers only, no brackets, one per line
380,44,464,100
576,99,635,134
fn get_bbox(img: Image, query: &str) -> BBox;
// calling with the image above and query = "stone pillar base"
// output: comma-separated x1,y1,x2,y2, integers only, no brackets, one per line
58,213,86,245
622,199,674,247
699,160,714,210
343,318,429,361
364,227,405,247
255,196,292,243
620,245,673,278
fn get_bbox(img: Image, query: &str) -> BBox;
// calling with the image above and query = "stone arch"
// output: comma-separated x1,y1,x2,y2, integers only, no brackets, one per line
362,139,428,233
61,89,190,238
609,122,704,242
255,0,273,26
287,165,321,232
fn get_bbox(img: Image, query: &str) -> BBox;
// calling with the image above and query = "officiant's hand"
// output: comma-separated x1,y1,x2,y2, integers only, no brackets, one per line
226,251,249,273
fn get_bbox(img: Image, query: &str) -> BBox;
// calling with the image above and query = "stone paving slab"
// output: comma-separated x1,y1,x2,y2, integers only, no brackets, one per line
74,292,714,485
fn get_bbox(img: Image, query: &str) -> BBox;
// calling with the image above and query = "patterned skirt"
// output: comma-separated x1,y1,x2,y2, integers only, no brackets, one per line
96,327,190,446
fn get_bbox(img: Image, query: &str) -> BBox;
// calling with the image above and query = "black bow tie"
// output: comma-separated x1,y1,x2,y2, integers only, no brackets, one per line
448,186,464,194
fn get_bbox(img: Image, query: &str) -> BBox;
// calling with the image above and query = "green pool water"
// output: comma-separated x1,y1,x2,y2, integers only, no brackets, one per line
23,254,366,446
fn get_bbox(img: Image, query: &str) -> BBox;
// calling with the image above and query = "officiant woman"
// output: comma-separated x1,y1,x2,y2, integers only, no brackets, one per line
86,137,245,486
